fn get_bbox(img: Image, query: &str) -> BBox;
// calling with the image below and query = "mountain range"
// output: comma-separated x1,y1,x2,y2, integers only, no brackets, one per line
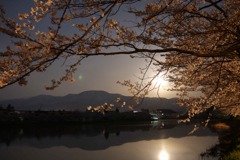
0,90,186,112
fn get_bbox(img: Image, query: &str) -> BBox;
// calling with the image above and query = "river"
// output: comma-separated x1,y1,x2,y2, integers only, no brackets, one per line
0,120,220,160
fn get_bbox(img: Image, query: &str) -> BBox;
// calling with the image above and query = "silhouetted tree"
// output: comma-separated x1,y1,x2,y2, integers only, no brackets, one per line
0,0,240,116
6,104,14,112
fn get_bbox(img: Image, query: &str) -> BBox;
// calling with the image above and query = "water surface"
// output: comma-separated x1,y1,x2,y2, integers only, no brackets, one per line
0,120,219,160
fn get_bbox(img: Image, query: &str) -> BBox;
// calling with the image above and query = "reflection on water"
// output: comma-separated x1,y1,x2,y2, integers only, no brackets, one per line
0,120,219,160
159,150,169,160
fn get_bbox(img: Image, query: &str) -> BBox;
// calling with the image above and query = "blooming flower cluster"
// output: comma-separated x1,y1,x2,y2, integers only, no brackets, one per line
0,0,239,116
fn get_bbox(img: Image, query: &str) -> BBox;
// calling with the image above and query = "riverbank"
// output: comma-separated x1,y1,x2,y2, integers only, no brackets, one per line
0,109,154,125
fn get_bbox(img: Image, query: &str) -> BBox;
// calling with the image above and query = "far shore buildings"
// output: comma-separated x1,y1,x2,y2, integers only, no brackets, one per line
141,108,180,119
153,109,179,119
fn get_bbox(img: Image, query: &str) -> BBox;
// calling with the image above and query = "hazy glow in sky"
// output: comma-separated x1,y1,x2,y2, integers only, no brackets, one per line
0,0,176,100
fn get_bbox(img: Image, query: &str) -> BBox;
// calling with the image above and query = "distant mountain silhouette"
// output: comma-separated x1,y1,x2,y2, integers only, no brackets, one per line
0,90,185,112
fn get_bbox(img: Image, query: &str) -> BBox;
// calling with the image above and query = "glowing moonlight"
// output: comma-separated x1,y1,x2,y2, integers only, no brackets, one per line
159,150,169,160
153,75,168,87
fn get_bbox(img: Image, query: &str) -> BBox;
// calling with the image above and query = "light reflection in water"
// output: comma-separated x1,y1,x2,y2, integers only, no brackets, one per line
0,121,219,160
159,150,169,160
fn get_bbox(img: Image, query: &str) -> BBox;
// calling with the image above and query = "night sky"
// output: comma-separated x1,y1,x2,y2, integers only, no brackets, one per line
0,0,176,100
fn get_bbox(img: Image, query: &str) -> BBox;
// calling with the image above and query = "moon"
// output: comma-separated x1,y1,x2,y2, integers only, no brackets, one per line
153,75,168,87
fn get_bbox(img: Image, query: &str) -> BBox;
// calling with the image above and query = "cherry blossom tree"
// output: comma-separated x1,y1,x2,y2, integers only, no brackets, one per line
0,0,239,117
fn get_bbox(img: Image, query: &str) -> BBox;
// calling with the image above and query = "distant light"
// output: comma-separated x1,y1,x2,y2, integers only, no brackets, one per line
159,150,169,160
78,75,83,80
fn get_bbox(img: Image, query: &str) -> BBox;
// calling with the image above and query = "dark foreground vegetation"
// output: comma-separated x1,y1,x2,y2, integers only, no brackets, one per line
202,118,240,160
